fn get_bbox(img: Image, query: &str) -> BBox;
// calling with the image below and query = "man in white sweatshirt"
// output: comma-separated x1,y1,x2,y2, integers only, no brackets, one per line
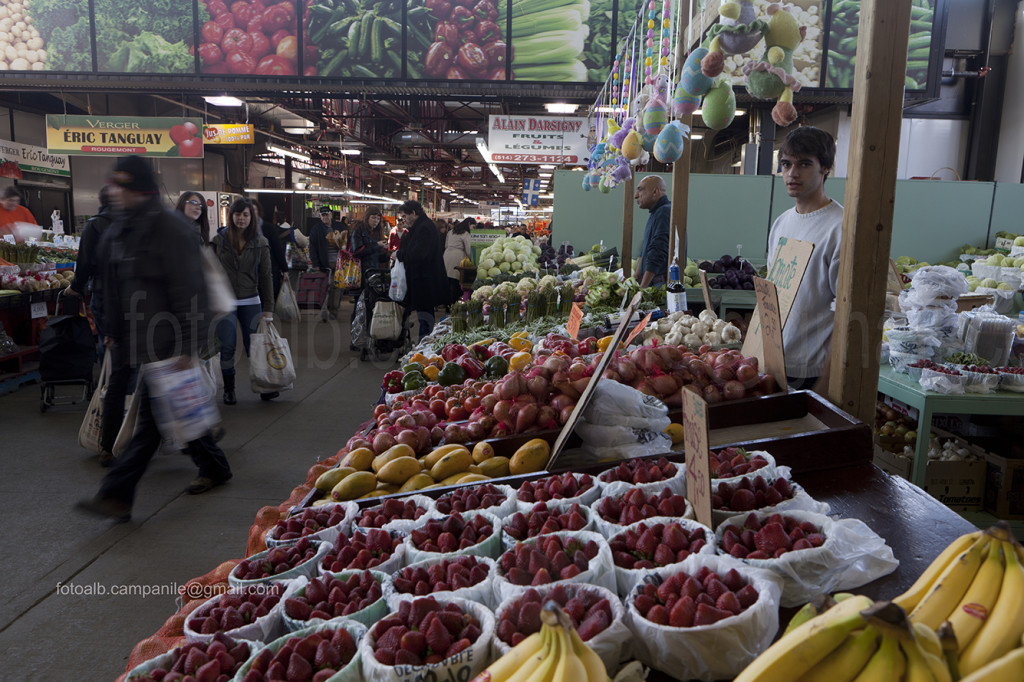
767,126,843,394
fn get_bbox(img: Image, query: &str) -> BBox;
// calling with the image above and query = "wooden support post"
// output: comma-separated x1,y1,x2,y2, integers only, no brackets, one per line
621,175,635,275
827,0,913,424
669,115,693,275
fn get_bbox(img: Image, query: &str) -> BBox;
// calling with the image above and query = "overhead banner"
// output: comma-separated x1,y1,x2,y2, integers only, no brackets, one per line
46,115,205,158
487,115,590,165
203,124,254,145
0,139,70,177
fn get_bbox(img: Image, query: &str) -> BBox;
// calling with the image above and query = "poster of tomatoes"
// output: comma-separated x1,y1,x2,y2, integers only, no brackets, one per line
93,0,196,73
198,0,303,76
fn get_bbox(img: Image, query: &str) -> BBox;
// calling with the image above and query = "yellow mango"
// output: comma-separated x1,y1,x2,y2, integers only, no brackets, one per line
341,447,375,471
430,448,474,481
422,444,470,470
376,456,421,485
331,471,378,500
372,444,417,473
398,472,436,493
472,441,496,463
478,456,511,478
315,466,356,491
456,473,490,484
509,438,551,475
664,423,685,444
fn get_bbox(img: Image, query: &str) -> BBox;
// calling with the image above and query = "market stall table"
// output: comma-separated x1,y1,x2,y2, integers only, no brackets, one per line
877,366,1024,486
685,287,755,319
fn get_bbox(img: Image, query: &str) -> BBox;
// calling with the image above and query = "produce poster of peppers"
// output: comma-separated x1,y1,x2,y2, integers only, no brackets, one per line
6,0,91,71
406,0,510,80
198,0,302,76
722,0,824,90
93,0,196,73
307,0,407,78
826,0,935,90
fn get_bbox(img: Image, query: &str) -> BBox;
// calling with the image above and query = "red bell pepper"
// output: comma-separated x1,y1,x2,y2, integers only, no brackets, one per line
441,343,470,362
488,341,515,360
456,352,485,380
549,339,578,357
473,0,499,22
469,343,493,361
450,5,476,29
383,370,405,394
425,0,452,19
578,337,598,355
433,21,460,48
474,19,501,45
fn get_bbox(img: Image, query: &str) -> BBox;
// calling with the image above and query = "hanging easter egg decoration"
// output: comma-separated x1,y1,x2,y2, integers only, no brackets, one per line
643,98,668,136
672,84,702,117
621,130,644,160
701,78,737,131
680,47,714,97
642,131,658,152
598,174,612,193
653,120,686,163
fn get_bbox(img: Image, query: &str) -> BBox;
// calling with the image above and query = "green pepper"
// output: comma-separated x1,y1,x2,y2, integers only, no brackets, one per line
484,355,509,379
402,362,425,374
437,362,467,387
402,371,426,391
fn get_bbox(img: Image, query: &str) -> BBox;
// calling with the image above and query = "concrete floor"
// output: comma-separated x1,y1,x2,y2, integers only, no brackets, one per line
0,302,396,679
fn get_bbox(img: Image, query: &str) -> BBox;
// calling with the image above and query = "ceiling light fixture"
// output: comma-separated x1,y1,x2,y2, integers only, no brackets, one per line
266,143,311,163
538,172,552,178
337,149,361,155
368,159,387,166
595,105,624,114
539,164,556,170
544,103,578,114
283,127,314,135
691,134,703,140
204,95,244,107
409,175,422,181
390,169,406,174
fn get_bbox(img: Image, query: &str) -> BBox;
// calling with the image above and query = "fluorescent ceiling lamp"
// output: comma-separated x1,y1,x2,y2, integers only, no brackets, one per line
368,159,387,166
545,103,578,114
204,95,244,106
244,188,291,194
390,169,406,174
489,164,505,183
283,127,314,135
539,164,556,170
337,149,361,155
464,130,479,134
538,172,552,178
266,144,310,162
691,134,703,140
350,199,403,204
409,175,422,181
734,109,746,116
475,137,491,162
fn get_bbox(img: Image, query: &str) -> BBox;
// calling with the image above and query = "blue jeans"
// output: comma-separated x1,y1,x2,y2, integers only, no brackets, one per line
90,295,105,363
216,304,262,376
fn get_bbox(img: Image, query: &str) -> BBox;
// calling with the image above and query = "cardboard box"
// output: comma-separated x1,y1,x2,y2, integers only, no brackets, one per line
984,451,1024,520
883,395,919,422
873,444,912,479
873,430,987,511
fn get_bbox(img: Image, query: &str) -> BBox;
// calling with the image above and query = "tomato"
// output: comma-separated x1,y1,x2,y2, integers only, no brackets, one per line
373,404,388,418
463,395,481,412
207,0,229,16
269,29,290,47
169,125,192,145
249,31,272,58
198,42,224,66
214,12,236,30
231,0,255,26
276,35,297,62
246,15,265,34
203,62,232,74
303,43,318,63
448,405,469,421
179,137,204,157
255,54,294,75
303,65,318,77
221,28,253,54
429,399,447,419
479,381,494,396
225,49,256,74
201,21,224,44
262,3,295,32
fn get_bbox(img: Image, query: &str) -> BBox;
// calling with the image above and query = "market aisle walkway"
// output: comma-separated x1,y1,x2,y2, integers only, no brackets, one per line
0,303,393,679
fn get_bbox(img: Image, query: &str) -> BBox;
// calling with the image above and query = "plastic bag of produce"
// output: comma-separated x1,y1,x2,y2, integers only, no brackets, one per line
403,511,503,565
432,484,518,520
714,510,898,607
583,379,671,431
905,307,959,336
126,633,263,680
492,582,630,675
597,457,689,499
389,259,407,302
919,367,967,394
265,501,359,548
274,276,300,322
386,555,499,611
608,517,717,598
493,530,616,604
359,596,495,682
902,265,968,306
710,468,830,529
351,495,441,536
236,619,366,682
183,582,288,644
624,554,783,681
229,541,331,589
886,328,941,356
501,501,596,551
280,570,390,632
514,472,601,511
888,351,928,374
142,356,219,447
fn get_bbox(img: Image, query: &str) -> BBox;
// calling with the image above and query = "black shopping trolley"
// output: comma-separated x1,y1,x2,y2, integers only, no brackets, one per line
351,268,411,363
38,291,96,412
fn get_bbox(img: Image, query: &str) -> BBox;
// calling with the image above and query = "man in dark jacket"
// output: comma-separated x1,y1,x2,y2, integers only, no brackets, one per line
76,156,232,522
308,207,333,272
633,175,672,287
257,204,288,299
67,185,113,362
396,200,447,339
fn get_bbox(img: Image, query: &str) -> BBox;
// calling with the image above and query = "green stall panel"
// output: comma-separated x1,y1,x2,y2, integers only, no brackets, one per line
990,182,1024,246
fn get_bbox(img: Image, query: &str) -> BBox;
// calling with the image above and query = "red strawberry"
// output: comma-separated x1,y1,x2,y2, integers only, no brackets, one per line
693,603,733,625
314,639,341,669
286,652,313,680
560,564,582,580
401,630,427,656
652,543,677,566
563,598,585,624
372,617,404,639
531,568,553,586
729,543,750,559
645,604,669,625
807,534,826,547
736,584,759,609
445,638,472,659
716,591,742,615
730,489,757,511
497,618,517,644
662,524,690,552
720,568,745,592
668,595,696,627
395,649,423,666
507,567,532,585
425,618,453,655
376,625,407,653
436,610,466,637
284,598,311,621
636,530,658,557
634,594,656,615
409,598,440,630
705,578,728,602
518,601,542,633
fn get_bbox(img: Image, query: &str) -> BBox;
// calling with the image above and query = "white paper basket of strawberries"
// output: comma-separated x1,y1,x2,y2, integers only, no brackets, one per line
265,501,359,548
432,483,519,519
708,448,779,490
493,529,616,603
710,468,830,529
184,582,288,644
997,367,1024,392
714,510,899,607
234,618,367,682
590,485,694,540
125,632,262,681
608,517,717,598
386,555,499,610
514,472,601,512
229,539,331,589
350,495,441,536
501,500,595,551
318,527,407,577
624,554,783,681
403,510,503,565
280,569,391,632
596,456,688,498
359,595,496,682
492,582,630,675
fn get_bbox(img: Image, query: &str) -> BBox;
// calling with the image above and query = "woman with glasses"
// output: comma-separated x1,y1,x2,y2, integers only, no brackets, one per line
211,198,276,405
175,192,211,244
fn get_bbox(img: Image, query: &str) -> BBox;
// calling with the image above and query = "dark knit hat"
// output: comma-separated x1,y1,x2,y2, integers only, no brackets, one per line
109,155,158,195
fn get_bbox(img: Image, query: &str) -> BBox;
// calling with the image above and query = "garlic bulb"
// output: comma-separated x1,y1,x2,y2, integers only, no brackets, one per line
691,321,708,338
683,333,702,347
699,309,718,325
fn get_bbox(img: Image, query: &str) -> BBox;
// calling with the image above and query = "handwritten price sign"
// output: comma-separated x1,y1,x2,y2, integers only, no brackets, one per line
682,388,712,528
753,277,787,391
625,310,653,347
567,302,583,340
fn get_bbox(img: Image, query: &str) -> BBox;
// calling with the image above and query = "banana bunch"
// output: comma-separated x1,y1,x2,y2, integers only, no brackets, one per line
735,595,954,681
474,601,609,682
895,522,1024,676
961,638,1024,681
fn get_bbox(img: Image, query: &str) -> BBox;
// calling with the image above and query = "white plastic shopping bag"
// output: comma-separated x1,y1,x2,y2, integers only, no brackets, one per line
142,357,219,446
78,350,109,453
389,259,407,302
275,276,300,322
250,318,296,392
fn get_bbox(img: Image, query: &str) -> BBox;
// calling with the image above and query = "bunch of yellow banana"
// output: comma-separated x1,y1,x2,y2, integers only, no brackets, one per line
472,602,610,682
895,522,1024,676
960,637,1024,681
735,597,954,681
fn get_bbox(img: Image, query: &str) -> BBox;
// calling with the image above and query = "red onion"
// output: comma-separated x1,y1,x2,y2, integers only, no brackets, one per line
543,355,569,374
648,374,680,396
444,423,469,443
527,375,550,401
552,381,581,401
347,436,371,452
703,384,723,403
493,399,512,424
515,403,538,433
396,430,419,450
723,380,746,401
465,421,486,441
558,404,575,425
602,369,622,382
480,394,498,412
536,405,558,429
496,378,517,402
430,426,444,444
549,394,575,413
736,364,759,389
570,377,591,395
415,426,432,452
568,362,588,381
